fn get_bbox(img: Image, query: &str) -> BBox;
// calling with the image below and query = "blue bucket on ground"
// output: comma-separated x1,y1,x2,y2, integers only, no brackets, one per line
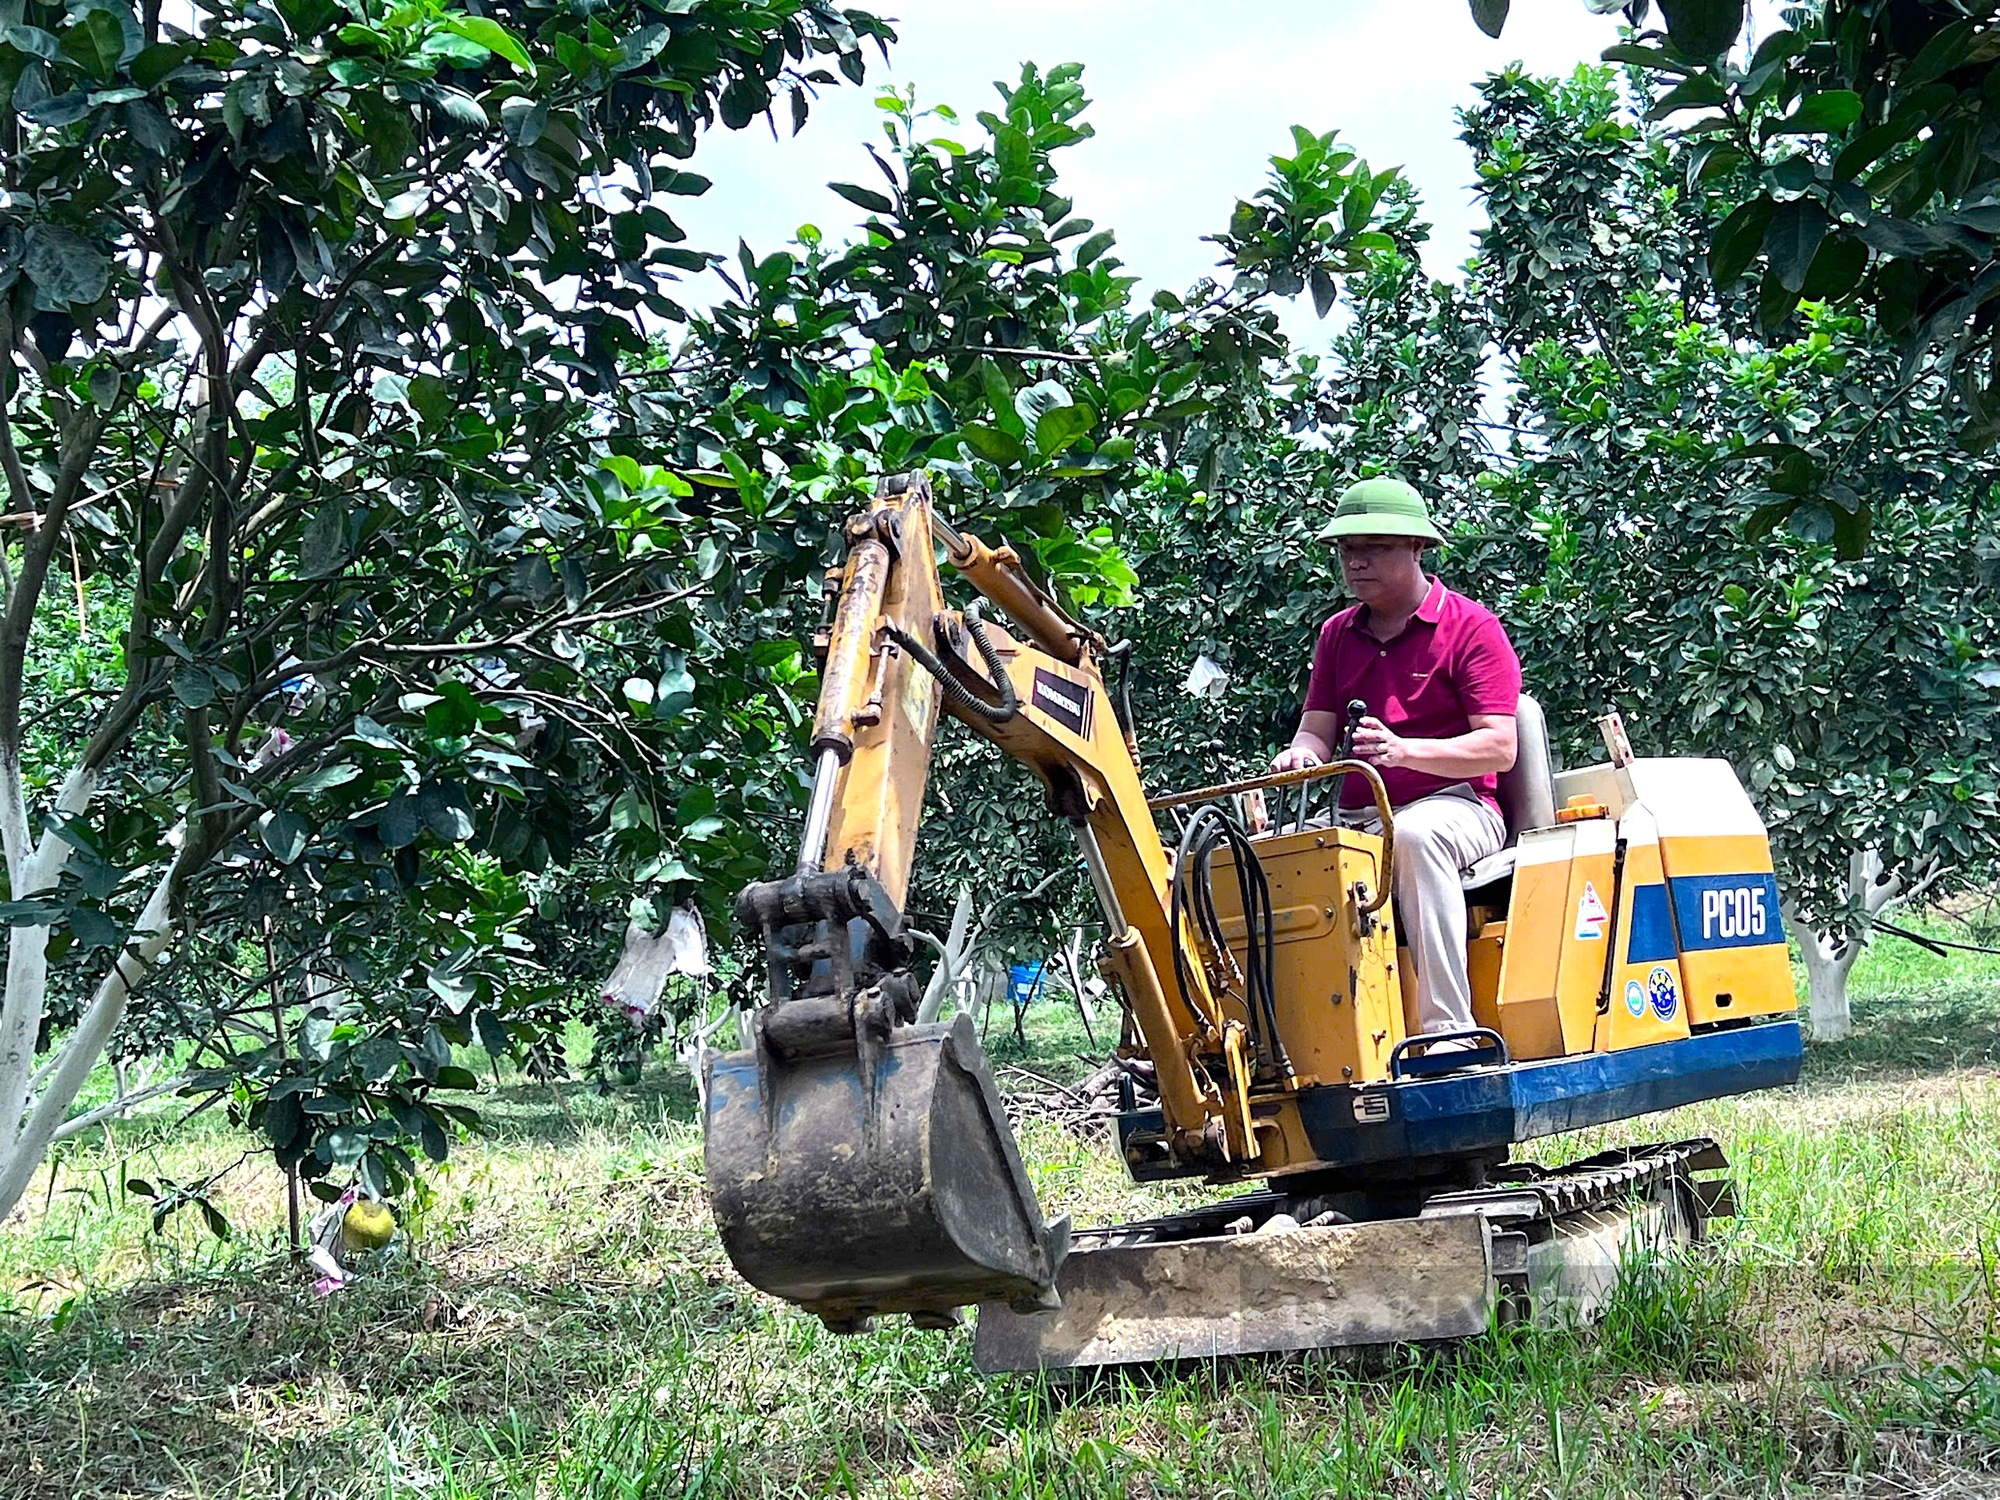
1007,961,1046,1010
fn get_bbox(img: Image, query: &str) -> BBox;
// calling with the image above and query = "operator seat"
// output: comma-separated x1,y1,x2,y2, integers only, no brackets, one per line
1460,692,1556,893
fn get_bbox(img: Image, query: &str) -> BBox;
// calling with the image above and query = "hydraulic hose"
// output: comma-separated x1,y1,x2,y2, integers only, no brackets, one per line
889,601,1018,724
1169,804,1292,1079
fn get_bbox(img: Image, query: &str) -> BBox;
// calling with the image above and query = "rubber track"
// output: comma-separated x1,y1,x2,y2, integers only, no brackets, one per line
1417,1137,1722,1228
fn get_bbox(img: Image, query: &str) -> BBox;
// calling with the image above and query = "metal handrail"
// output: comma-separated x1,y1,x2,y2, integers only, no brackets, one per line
1147,759,1396,915
1389,1027,1510,1079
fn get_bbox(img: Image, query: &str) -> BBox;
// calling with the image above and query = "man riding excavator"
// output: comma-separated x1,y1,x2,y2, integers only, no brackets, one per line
703,473,1802,1371
1272,476,1521,1045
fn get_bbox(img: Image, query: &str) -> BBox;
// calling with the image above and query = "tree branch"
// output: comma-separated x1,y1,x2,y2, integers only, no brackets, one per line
0,398,112,761
370,581,707,659
48,1070,207,1145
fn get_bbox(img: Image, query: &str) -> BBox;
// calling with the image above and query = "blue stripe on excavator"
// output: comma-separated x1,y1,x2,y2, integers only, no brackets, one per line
1117,1020,1803,1183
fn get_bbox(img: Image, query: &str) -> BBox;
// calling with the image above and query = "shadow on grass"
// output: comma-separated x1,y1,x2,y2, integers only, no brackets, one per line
468,1064,703,1144
6,1193,1993,1498
1803,981,2000,1083
0,1249,749,1500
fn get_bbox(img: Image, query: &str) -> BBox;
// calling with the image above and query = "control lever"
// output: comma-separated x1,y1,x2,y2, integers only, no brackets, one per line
1313,699,1369,830
1336,699,1367,760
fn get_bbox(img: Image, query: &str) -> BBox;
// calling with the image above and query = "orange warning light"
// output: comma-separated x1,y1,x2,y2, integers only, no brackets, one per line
1557,795,1607,823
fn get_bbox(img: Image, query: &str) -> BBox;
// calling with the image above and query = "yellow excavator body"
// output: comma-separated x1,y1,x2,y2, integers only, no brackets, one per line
703,474,1801,1365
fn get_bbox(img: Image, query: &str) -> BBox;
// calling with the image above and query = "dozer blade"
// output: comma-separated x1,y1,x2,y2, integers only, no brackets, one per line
704,1007,1067,1332
974,1139,1721,1372
973,1216,1497,1371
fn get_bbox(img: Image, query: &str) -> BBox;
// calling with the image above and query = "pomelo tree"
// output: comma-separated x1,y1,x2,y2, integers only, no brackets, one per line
0,0,896,1222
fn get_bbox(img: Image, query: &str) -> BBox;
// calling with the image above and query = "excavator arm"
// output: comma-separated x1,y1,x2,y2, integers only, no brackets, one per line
705,473,1344,1329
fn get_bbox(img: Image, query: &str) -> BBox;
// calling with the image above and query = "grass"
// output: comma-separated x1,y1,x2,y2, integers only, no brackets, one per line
2,927,1998,1498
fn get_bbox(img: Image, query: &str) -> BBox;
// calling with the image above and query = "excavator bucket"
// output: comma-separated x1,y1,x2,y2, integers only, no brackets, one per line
704,1007,1068,1331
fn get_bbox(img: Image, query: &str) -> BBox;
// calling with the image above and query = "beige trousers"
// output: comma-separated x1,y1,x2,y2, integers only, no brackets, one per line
1342,784,1506,1035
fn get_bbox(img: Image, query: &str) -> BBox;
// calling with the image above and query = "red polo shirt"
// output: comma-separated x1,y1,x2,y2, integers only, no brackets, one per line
1303,578,1521,813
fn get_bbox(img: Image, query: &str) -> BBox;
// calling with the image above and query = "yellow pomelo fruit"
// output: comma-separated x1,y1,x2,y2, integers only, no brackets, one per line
341,1200,396,1252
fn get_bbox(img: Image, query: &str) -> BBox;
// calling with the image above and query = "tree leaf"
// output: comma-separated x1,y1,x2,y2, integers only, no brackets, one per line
260,809,310,863
1657,0,1745,58
1763,196,1829,293
21,89,92,128
326,1126,369,1165
1034,400,1097,456
299,501,346,576
1707,194,1775,284
657,655,695,716
1073,229,1115,267
417,782,473,842
258,210,296,299
961,422,1025,466
979,357,1024,438
443,15,531,71
1776,90,1863,136
353,1035,404,1083
350,716,410,754
428,85,488,131
501,95,548,145
830,182,892,214
1309,266,1337,319
66,905,121,951
23,225,109,308
60,7,126,82
608,786,652,831
1469,0,1509,38
616,22,669,72
1015,379,1071,431
263,1090,302,1147
1644,74,1726,119
1799,233,1867,302
1601,42,1689,73
378,793,421,849
426,963,476,1012
199,1200,231,1240
170,663,214,707
3,25,60,59
288,762,359,798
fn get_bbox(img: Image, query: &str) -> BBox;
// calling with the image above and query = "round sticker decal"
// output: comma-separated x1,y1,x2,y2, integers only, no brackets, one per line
1624,979,1646,1018
1646,964,1679,1022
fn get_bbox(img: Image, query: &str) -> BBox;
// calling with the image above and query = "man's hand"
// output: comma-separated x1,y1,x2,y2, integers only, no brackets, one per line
1351,716,1413,769
1270,743,1323,773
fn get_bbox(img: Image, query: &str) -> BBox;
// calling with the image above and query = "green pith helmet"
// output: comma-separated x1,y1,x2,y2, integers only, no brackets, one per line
1318,477,1445,545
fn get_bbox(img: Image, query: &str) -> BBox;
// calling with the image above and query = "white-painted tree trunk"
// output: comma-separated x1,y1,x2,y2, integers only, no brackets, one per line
915,885,976,1023
0,741,190,1226
1792,918,1864,1042
1784,847,1919,1043
0,850,180,1223
0,761,98,1156
0,722,306,1222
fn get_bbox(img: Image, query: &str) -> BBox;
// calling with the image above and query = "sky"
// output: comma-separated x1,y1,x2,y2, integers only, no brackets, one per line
670,1,1632,350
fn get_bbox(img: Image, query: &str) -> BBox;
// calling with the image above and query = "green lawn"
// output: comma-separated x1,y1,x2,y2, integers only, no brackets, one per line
4,928,1998,1498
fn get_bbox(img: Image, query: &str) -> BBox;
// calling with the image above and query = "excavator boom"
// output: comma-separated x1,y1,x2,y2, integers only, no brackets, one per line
705,474,1138,1328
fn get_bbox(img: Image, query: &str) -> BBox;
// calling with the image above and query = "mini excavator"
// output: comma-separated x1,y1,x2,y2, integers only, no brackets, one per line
703,475,1801,1371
